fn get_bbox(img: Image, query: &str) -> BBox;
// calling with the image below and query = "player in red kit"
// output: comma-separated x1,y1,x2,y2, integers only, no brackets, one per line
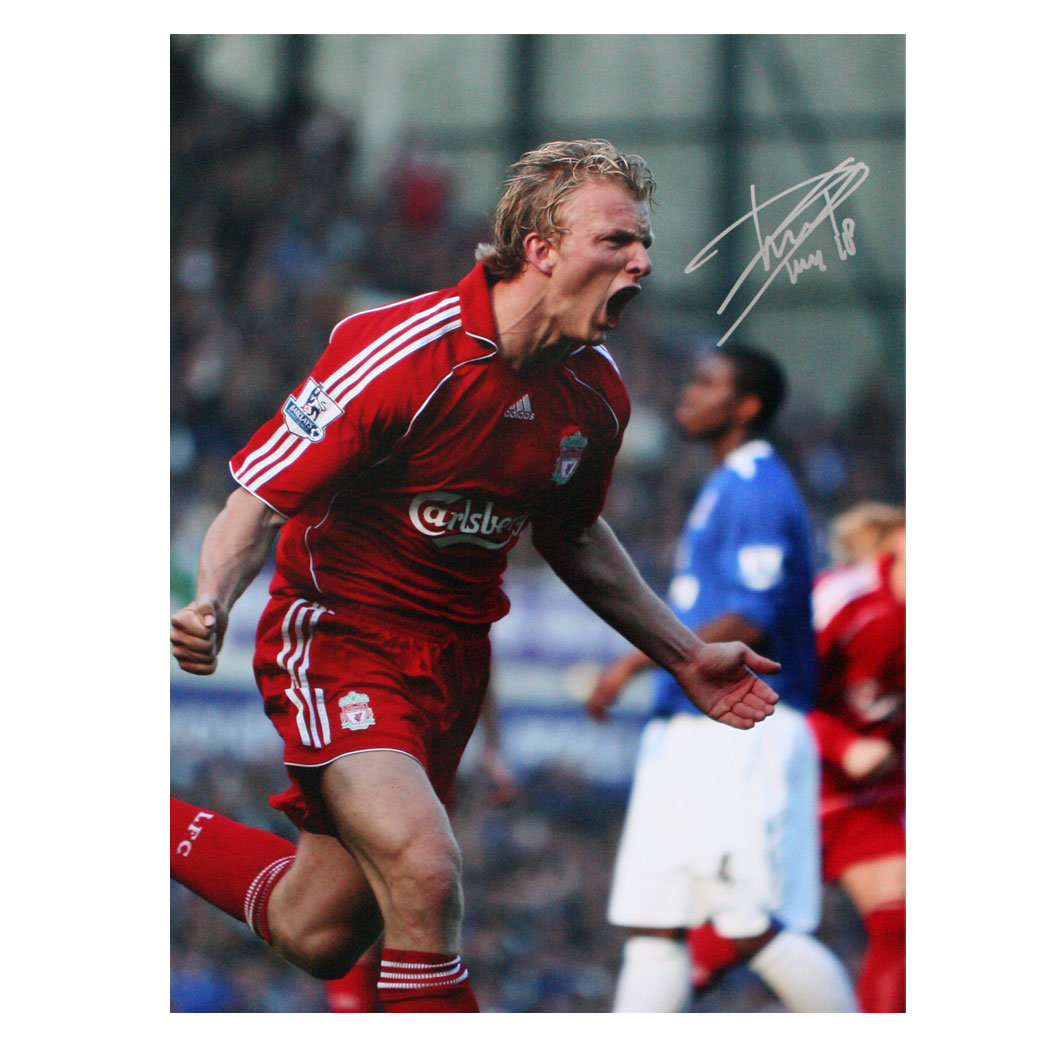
171,140,781,1013
808,504,906,1012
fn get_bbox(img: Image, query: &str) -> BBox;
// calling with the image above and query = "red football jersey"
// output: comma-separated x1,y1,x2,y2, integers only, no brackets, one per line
809,553,906,813
230,264,630,624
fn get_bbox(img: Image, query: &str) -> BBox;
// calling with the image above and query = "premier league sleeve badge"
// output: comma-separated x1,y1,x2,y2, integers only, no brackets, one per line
283,378,345,442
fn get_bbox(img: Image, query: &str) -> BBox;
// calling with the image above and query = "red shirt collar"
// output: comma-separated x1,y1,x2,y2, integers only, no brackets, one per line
456,263,500,351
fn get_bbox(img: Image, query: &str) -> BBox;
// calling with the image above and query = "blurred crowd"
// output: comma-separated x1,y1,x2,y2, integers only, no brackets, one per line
170,43,902,1012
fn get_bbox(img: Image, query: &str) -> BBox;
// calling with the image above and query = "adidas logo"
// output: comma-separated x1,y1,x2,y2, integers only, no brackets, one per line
504,395,535,421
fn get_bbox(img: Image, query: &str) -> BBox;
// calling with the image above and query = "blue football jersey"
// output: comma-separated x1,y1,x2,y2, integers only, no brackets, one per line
653,440,818,717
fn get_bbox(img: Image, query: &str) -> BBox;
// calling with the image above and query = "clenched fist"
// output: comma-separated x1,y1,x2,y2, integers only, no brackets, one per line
171,595,229,675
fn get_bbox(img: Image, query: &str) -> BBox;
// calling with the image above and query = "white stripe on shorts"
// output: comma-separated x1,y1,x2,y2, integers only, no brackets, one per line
277,599,330,749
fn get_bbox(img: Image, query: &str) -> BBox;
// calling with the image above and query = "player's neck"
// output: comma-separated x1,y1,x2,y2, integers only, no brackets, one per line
709,428,751,465
490,273,575,374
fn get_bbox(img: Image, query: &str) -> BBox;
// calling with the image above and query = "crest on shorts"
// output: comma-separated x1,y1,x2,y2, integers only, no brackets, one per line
551,431,588,485
339,690,376,731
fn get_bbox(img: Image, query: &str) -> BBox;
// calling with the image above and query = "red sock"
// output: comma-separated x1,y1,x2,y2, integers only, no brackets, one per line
687,922,742,990
376,949,479,1012
326,941,383,1012
171,796,295,942
858,900,906,1012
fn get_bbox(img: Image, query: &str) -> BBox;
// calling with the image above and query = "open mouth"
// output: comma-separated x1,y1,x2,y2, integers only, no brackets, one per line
605,285,641,327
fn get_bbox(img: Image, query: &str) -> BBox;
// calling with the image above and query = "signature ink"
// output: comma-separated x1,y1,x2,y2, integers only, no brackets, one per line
686,158,869,345
789,248,826,280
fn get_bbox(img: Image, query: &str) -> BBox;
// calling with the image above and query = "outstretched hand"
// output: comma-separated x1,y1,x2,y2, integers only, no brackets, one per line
171,595,229,675
672,641,781,729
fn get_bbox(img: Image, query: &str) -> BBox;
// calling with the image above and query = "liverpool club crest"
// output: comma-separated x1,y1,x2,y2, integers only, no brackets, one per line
551,431,588,485
339,691,376,731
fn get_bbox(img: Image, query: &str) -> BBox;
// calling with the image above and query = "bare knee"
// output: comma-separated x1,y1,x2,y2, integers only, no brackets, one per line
270,922,357,980
385,838,464,930
270,915,382,980
267,872,384,980
258,827,385,979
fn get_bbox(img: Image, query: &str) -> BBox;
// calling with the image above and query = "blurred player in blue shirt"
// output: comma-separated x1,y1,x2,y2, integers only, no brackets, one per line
588,345,857,1012
652,439,817,719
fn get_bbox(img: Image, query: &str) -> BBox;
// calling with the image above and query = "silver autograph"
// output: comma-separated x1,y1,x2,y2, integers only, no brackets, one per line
686,158,870,345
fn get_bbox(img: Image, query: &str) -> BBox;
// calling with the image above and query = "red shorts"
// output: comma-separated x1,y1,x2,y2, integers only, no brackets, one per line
820,795,905,881
253,593,491,835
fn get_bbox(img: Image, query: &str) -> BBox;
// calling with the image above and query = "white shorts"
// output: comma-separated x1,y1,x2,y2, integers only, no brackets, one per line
607,705,821,938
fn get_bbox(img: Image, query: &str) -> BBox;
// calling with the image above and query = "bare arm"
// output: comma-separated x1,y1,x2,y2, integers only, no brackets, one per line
586,611,764,719
535,519,779,729
170,487,287,675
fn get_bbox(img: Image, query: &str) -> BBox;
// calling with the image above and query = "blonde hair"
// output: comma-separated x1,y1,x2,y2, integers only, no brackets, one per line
475,139,656,280
829,502,906,566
